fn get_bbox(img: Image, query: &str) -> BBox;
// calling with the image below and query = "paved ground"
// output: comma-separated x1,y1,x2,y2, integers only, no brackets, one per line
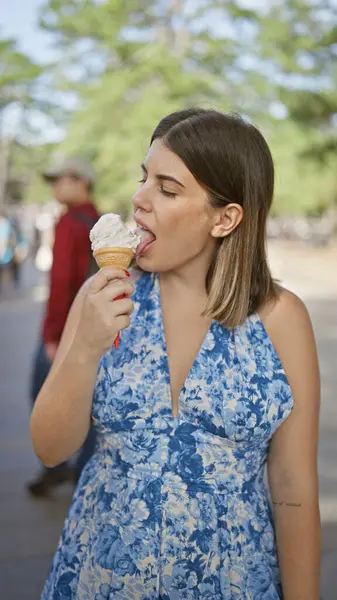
0,244,336,599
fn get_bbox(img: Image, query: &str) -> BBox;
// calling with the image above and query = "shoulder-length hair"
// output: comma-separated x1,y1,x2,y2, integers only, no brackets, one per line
151,108,278,327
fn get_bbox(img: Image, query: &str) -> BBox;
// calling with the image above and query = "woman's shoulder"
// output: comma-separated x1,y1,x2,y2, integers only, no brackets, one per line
258,286,312,342
257,287,319,390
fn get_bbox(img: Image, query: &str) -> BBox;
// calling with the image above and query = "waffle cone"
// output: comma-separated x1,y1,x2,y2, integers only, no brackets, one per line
93,247,134,270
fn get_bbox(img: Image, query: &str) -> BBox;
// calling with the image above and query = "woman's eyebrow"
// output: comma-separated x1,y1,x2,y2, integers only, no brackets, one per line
156,174,185,188
141,163,185,189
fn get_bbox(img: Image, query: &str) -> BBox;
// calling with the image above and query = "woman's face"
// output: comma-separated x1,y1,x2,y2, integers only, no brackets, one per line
132,139,221,274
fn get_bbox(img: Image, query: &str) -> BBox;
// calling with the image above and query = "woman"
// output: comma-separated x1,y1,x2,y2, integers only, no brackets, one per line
31,109,321,599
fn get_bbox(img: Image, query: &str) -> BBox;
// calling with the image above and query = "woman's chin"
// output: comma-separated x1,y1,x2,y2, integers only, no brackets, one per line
136,253,169,273
136,244,180,272
135,254,155,271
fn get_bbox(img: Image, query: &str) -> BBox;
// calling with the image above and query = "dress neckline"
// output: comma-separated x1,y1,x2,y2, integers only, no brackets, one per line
154,273,215,421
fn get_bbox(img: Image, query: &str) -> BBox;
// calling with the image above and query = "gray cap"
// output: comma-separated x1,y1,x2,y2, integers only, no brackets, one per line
42,156,95,184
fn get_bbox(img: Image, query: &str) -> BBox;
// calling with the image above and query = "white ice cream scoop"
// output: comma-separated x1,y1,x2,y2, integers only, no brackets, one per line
90,213,142,254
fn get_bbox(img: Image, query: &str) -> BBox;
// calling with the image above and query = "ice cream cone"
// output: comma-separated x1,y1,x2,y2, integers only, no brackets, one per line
93,246,134,350
93,246,134,271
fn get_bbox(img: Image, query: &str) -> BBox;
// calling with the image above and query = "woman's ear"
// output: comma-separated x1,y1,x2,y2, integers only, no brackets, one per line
211,203,243,238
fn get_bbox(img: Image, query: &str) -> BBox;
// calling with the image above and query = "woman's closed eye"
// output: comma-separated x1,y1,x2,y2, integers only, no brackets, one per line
138,178,176,198
160,186,176,198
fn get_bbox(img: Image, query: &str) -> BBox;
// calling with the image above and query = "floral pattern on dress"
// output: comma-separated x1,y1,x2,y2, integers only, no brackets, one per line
42,271,293,600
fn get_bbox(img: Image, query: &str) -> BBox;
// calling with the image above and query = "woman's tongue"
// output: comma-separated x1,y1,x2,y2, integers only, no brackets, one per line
135,228,156,256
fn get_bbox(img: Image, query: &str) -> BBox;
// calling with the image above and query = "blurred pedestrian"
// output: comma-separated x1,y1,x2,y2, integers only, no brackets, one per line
33,209,57,273
27,157,100,497
8,214,28,288
0,209,16,293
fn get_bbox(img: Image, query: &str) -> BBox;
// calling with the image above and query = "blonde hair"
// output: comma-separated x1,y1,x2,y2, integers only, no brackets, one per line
204,209,277,327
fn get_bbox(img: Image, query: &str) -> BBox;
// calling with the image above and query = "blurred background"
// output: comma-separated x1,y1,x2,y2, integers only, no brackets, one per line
0,0,336,598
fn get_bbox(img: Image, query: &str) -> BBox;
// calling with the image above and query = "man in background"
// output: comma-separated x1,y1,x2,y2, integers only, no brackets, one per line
27,157,100,497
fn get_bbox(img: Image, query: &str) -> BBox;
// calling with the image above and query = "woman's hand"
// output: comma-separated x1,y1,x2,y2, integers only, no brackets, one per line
72,267,135,360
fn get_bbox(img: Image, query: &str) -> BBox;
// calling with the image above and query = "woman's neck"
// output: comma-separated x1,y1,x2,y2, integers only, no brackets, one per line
159,249,214,301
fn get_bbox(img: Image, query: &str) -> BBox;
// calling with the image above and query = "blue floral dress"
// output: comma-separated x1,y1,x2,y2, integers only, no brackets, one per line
42,271,293,600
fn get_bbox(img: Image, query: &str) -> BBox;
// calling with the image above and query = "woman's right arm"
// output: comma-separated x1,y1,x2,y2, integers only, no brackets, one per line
30,268,134,467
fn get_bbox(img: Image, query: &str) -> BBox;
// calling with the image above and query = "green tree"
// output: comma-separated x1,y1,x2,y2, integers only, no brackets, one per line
0,33,68,206
38,0,266,213
253,0,337,215
37,0,337,215
0,35,44,204
0,37,41,116
257,0,337,161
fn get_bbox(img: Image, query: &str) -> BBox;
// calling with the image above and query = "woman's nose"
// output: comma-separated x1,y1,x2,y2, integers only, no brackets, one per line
132,184,152,212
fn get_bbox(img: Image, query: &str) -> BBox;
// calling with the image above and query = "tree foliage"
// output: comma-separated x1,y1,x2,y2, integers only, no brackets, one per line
257,0,337,163
2,1,337,215
0,37,42,115
38,0,278,212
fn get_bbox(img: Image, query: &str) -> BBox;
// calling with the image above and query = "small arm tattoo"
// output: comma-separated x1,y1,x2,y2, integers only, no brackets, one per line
272,501,302,508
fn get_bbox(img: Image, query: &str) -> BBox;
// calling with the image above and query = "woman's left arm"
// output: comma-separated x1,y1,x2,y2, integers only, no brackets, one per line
263,289,321,600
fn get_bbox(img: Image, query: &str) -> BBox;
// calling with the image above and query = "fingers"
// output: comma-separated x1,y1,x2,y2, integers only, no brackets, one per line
113,297,134,317
115,314,131,332
102,279,134,302
88,267,130,294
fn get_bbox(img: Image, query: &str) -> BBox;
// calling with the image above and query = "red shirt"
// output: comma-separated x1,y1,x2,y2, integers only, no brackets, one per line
42,202,100,344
